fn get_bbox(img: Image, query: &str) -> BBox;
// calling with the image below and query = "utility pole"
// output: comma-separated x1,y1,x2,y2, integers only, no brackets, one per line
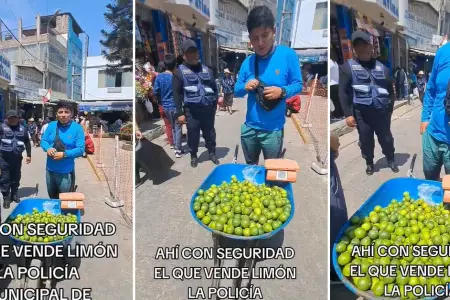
437,0,445,35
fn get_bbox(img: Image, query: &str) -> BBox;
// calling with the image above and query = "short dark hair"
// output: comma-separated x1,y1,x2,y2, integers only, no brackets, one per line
164,54,176,70
247,6,275,33
56,100,73,112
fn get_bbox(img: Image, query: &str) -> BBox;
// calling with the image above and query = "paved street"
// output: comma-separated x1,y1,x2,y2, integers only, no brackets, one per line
330,101,437,299
135,99,328,300
0,147,133,299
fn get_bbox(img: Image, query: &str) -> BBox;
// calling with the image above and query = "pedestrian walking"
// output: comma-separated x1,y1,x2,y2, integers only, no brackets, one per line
41,101,85,199
28,118,38,147
421,43,450,181
330,48,344,119
0,110,32,209
417,70,427,104
222,69,235,115
154,54,184,157
339,30,398,175
394,67,407,100
234,5,302,165
173,39,220,168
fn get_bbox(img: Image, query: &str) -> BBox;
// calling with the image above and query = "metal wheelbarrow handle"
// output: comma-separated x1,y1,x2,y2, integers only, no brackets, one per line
407,153,417,178
233,145,239,164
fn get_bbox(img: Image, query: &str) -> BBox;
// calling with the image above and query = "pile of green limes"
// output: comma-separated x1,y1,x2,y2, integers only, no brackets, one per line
335,191,450,298
8,208,77,243
192,175,292,237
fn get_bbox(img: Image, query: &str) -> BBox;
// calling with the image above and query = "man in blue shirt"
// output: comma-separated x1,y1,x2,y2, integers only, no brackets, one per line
234,5,302,165
154,54,184,158
41,101,85,199
421,42,450,180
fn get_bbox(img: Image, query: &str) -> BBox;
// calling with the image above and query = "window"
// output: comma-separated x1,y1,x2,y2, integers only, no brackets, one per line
98,70,132,88
312,1,328,30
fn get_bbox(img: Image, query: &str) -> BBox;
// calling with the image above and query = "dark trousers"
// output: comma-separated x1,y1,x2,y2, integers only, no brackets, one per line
185,105,216,157
0,154,23,196
330,85,344,118
354,106,395,165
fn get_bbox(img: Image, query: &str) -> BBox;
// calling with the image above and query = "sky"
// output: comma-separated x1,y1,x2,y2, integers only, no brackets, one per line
0,0,113,56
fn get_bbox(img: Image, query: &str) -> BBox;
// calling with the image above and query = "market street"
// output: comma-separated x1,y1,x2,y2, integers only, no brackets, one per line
0,147,133,299
135,99,328,299
330,101,442,299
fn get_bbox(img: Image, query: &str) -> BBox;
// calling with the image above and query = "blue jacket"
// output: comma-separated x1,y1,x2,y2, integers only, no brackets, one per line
41,121,85,174
422,43,450,144
234,45,302,131
154,73,176,110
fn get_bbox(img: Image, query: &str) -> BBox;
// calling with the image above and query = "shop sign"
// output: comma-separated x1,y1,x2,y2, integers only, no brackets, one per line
14,67,42,100
215,0,248,49
406,2,438,52
0,54,11,83
377,0,399,19
188,0,211,18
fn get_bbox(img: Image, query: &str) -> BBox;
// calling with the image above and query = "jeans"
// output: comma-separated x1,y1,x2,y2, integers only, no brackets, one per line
240,123,284,165
164,108,182,151
46,170,75,199
422,130,450,181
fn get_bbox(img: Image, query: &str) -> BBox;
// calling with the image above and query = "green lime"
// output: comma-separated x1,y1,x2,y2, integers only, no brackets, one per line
338,252,351,266
202,216,211,225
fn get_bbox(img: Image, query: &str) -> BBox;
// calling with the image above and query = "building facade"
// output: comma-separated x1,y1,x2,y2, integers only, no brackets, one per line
276,0,296,46
0,13,83,101
82,56,132,102
292,0,328,49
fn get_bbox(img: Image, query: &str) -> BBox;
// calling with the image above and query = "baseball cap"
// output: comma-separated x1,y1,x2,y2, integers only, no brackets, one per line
351,30,371,45
181,39,198,53
6,110,18,118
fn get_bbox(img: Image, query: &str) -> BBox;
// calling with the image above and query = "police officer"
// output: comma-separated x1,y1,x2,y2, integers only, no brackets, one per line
339,30,398,175
173,39,219,168
0,110,32,208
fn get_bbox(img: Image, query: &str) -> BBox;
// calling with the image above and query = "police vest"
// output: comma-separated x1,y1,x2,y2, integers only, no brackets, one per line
179,64,216,105
348,59,391,109
0,124,26,154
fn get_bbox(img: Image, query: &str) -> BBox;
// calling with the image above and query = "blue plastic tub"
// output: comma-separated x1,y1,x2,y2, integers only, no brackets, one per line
5,198,82,246
190,163,295,240
332,178,443,300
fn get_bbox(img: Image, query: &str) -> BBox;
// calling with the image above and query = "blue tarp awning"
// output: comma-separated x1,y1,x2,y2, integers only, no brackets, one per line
295,48,328,63
78,101,132,112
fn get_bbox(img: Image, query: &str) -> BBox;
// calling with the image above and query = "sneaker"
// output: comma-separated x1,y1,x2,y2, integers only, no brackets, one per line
170,145,174,149
191,157,198,168
175,151,183,158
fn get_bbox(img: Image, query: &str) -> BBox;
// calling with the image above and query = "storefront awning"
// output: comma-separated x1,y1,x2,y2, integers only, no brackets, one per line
295,48,328,63
78,101,133,112
409,48,436,57
219,46,253,54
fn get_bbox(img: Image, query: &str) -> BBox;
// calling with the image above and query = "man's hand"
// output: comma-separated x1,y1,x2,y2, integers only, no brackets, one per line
26,157,31,164
345,116,356,127
245,79,259,91
136,130,143,140
177,115,186,124
420,122,429,134
47,148,57,157
263,87,282,100
53,152,64,160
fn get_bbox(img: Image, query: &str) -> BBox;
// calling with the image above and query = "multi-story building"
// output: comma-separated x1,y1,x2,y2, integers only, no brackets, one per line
0,12,84,101
276,0,296,46
80,56,132,112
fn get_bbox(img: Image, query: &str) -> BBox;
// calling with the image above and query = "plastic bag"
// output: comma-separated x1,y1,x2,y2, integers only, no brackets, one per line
413,88,419,98
242,166,261,185
418,184,441,203
144,99,154,114
43,201,59,215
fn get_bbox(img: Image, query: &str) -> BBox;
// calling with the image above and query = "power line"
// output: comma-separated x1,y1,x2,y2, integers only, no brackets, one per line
0,18,46,64
4,0,18,25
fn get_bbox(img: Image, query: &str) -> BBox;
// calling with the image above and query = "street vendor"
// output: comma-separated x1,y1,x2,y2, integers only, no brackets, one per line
41,101,85,199
421,42,450,180
0,110,32,209
234,5,302,165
